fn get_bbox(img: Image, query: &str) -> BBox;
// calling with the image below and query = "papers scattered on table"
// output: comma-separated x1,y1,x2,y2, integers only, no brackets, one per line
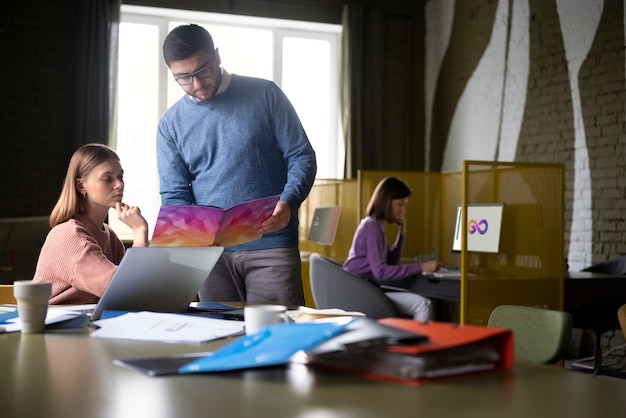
114,319,356,376
288,307,365,322
0,308,89,333
91,311,245,343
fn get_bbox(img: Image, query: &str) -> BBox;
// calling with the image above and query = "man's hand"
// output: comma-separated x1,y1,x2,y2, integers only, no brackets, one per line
258,201,291,235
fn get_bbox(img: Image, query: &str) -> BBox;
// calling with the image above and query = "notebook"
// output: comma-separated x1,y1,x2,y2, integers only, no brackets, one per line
85,246,223,321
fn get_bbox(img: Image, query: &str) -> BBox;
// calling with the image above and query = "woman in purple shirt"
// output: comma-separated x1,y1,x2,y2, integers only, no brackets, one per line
343,177,440,321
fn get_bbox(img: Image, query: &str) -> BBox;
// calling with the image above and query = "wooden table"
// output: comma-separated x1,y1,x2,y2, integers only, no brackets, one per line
1,326,625,418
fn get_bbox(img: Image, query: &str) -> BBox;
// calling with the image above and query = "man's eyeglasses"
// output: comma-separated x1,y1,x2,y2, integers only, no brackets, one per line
173,63,213,86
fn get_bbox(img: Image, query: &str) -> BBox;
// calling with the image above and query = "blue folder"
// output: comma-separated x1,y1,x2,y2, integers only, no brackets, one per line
179,319,355,374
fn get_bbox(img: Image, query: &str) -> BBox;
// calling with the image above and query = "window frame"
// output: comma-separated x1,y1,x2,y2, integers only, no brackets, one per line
119,6,343,179
110,5,343,240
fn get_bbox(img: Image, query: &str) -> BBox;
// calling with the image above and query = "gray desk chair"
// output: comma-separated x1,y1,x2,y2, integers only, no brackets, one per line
581,256,626,275
309,253,405,319
488,305,573,364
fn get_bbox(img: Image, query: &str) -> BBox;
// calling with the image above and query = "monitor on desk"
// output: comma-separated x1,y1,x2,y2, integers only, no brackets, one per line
452,203,504,254
307,207,342,245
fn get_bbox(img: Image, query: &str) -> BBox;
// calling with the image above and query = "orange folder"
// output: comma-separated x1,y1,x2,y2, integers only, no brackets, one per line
309,320,514,384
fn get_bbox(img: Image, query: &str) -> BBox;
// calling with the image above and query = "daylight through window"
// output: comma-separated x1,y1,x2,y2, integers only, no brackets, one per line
113,5,344,237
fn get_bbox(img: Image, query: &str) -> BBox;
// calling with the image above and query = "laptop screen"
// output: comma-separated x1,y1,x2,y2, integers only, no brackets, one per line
452,203,504,253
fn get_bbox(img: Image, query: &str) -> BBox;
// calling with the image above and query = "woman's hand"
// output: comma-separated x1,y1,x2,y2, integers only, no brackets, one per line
115,202,149,246
420,260,441,273
395,216,406,235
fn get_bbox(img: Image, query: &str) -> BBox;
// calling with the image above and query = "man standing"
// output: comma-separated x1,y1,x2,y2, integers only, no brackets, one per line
157,24,316,305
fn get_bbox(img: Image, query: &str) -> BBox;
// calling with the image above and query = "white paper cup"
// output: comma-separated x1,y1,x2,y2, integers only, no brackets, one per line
244,304,290,335
13,281,51,334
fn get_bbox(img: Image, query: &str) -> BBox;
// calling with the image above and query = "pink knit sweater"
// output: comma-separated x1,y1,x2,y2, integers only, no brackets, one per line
33,214,126,305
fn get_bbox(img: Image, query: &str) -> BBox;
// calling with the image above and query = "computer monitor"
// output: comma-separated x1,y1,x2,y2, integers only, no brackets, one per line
307,207,342,245
452,203,504,253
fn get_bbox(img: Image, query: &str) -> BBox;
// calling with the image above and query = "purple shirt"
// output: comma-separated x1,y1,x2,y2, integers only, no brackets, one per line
343,216,422,282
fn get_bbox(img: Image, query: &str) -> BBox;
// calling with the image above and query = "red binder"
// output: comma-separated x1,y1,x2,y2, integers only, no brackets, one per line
308,320,514,384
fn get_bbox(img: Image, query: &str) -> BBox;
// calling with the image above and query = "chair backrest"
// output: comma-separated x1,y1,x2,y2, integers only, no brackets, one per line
581,256,626,275
309,253,403,319
487,305,572,364
618,304,626,338
0,285,17,304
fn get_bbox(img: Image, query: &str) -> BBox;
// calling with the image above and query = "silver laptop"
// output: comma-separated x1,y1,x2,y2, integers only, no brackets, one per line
87,246,223,321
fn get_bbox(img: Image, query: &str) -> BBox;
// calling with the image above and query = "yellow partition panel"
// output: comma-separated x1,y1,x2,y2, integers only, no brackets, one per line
299,179,358,307
460,161,565,325
299,179,358,260
0,284,16,304
303,163,564,318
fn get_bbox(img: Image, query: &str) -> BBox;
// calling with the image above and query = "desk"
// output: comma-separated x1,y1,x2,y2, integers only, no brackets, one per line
400,271,625,313
564,271,626,312
400,271,626,374
565,272,626,375
1,327,625,418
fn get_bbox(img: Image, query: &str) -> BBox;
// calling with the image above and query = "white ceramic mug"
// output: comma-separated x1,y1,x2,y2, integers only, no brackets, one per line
244,304,290,335
13,281,51,334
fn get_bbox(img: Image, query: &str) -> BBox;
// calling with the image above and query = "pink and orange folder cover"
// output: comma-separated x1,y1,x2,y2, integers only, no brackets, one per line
150,195,280,248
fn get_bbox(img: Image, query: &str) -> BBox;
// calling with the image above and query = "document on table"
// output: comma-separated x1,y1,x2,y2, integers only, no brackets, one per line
0,308,89,333
288,307,366,322
91,311,245,343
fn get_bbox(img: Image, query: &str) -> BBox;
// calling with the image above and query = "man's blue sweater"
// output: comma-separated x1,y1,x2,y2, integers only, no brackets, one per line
156,74,316,251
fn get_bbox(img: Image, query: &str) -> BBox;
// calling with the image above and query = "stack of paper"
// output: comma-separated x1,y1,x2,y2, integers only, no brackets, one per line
91,311,245,343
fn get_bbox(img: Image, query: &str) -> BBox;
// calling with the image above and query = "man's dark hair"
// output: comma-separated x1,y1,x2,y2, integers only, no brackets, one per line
162,24,215,66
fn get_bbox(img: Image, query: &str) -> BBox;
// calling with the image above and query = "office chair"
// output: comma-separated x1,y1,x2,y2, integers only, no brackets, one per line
309,253,406,319
487,305,573,364
581,256,626,275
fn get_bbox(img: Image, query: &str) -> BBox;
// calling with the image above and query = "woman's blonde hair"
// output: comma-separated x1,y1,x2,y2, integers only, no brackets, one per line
49,144,120,227
366,177,412,223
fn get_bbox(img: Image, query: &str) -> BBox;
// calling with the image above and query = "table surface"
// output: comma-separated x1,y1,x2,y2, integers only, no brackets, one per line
1,323,625,418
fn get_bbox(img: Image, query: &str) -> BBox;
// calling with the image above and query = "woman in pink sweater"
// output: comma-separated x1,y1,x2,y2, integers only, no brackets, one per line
33,144,149,305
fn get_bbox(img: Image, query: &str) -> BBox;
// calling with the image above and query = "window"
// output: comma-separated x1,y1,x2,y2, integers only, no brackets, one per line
113,6,343,237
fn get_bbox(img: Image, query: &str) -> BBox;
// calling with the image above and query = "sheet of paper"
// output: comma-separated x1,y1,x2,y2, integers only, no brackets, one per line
0,308,87,333
91,311,245,343
288,307,365,322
